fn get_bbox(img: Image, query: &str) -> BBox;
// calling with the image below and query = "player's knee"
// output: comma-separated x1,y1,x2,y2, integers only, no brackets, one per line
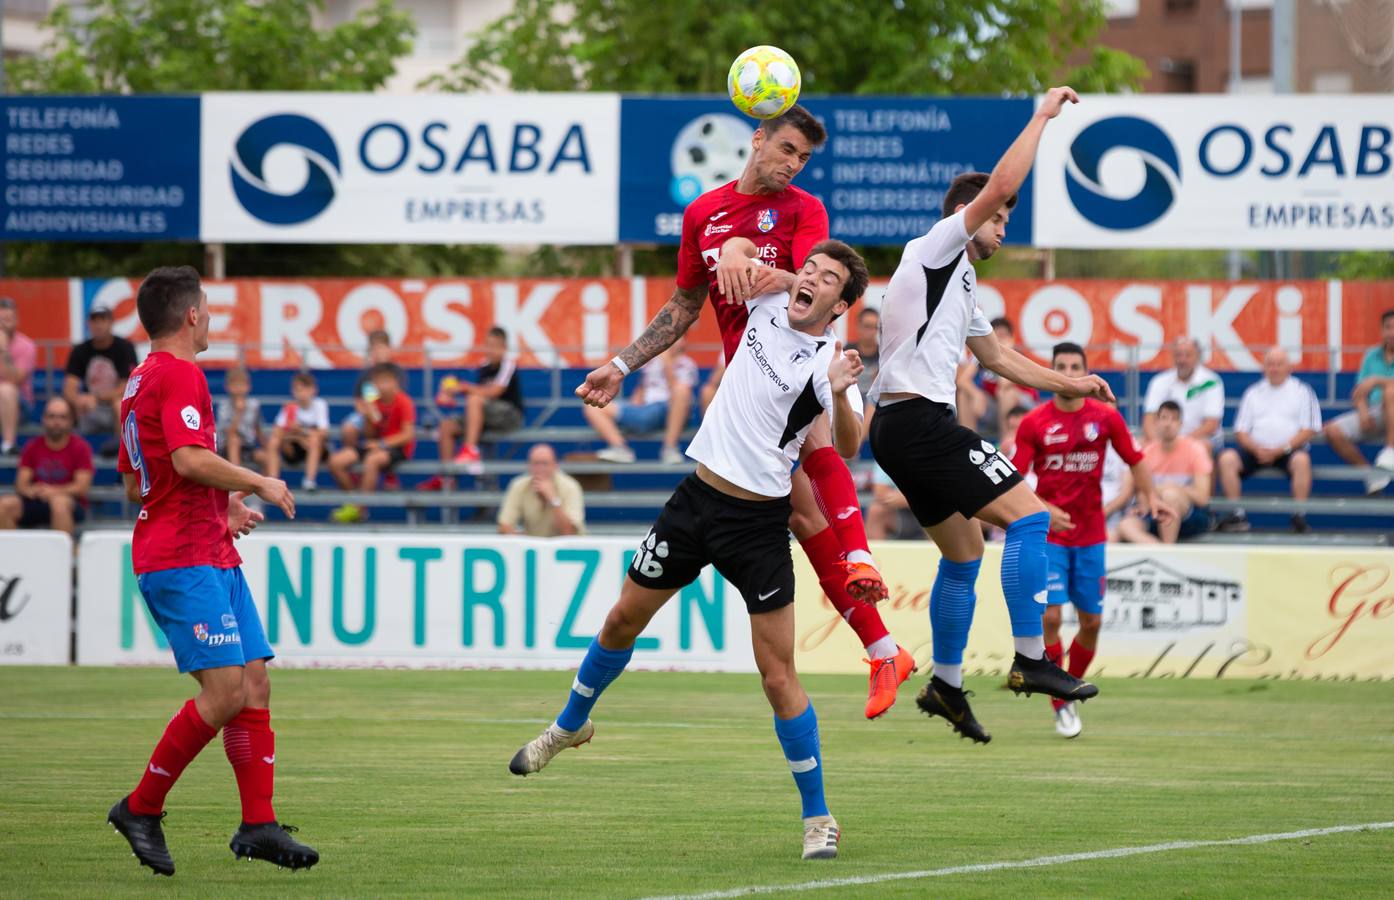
600,604,644,645
1077,612,1102,637
787,506,824,540
1042,604,1062,628
759,665,796,703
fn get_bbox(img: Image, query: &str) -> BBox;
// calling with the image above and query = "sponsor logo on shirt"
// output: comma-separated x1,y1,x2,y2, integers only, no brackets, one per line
1084,422,1100,442
181,405,201,430
632,530,670,579
221,613,237,629
968,439,1017,484
1043,423,1069,445
756,208,778,232
704,222,733,237
709,210,729,222
745,328,794,393
1043,450,1102,473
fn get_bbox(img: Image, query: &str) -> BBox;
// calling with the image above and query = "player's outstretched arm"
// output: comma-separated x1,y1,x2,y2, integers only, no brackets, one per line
827,342,865,458
962,86,1078,236
966,332,1114,402
575,283,708,408
171,445,295,519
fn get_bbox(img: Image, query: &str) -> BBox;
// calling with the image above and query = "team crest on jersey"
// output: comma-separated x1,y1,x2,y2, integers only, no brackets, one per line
1084,422,1100,442
789,347,813,364
756,208,778,232
193,623,209,643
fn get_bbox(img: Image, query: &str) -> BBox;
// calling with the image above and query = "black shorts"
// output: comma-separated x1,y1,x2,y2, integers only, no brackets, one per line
281,441,308,465
19,496,86,528
627,475,795,615
355,444,408,470
869,397,1025,528
1235,447,1297,479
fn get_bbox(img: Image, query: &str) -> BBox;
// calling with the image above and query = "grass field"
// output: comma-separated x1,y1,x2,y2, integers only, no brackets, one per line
3,667,1392,898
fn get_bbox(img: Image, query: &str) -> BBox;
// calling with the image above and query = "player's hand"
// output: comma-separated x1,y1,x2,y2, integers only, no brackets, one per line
228,490,266,539
254,476,295,520
827,342,863,394
715,251,757,304
576,362,625,408
1062,374,1115,403
749,265,794,298
1038,86,1080,120
1048,506,1074,532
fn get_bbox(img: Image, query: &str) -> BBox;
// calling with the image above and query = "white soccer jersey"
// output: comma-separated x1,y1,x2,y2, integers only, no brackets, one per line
686,292,863,497
869,210,992,408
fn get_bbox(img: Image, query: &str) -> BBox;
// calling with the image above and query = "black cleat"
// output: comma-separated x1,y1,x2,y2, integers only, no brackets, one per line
915,676,991,744
108,796,175,876
230,822,320,870
1008,652,1099,702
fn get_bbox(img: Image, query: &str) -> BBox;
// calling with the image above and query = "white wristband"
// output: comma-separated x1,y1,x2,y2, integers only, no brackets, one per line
610,356,631,376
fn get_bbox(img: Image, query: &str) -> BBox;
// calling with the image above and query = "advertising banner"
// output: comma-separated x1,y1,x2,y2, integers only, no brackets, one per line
0,532,74,665
1033,95,1394,249
1,96,201,241
199,93,620,244
619,97,1033,246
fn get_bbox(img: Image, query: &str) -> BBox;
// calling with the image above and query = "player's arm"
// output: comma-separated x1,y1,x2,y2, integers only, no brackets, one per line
962,86,1079,236
170,445,295,519
577,282,708,408
967,333,1113,402
122,472,142,504
827,342,865,458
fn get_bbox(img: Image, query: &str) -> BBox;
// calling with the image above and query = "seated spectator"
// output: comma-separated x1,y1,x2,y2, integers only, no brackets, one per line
265,372,329,492
865,464,920,540
1216,347,1321,534
0,296,38,457
497,443,585,537
583,338,697,465
699,355,725,415
955,319,1038,436
329,363,416,523
1323,308,1394,495
1143,337,1224,452
1118,401,1212,544
1101,445,1132,542
340,329,405,451
851,306,880,397
436,326,523,476
0,397,93,536
63,301,138,452
216,367,262,467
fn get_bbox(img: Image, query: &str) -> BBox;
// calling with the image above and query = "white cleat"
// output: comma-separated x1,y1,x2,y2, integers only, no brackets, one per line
508,720,595,776
1054,702,1083,739
801,815,840,860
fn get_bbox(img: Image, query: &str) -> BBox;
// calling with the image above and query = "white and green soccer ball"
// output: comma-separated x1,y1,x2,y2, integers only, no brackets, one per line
727,45,801,119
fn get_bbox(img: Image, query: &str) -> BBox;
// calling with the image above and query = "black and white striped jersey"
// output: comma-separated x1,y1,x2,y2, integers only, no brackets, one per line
687,292,864,498
869,209,992,409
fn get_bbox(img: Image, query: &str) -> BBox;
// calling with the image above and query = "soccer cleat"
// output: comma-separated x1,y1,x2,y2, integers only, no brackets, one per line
1008,652,1100,702
915,676,991,744
801,815,840,860
454,444,485,476
229,822,319,870
1054,702,1083,739
841,560,888,605
508,720,595,776
864,645,917,719
108,797,175,877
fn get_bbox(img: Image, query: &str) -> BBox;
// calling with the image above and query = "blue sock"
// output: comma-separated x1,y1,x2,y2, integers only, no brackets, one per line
930,557,981,668
1001,511,1050,638
773,703,828,818
556,639,633,732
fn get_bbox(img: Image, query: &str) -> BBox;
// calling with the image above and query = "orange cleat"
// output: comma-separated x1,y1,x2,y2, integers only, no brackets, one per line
842,560,888,605
864,645,917,719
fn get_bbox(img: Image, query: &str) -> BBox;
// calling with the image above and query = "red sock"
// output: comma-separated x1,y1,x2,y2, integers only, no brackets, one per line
129,699,218,815
1067,638,1097,680
1045,641,1066,711
223,707,277,825
802,447,871,556
801,527,889,647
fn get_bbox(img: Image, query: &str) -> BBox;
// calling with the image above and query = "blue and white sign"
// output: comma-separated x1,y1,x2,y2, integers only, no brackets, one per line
1033,94,1394,249
200,93,621,244
619,97,1034,246
1,96,200,241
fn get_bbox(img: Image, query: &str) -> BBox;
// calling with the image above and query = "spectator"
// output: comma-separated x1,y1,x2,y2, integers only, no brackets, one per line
583,338,697,465
1100,446,1131,542
216,367,262,467
497,443,585,537
1118,401,1212,544
63,301,139,449
865,464,919,540
329,363,416,523
1323,309,1394,495
0,397,93,536
1216,347,1321,534
436,326,523,477
699,355,725,415
851,307,880,397
265,372,329,492
955,320,1038,436
1142,337,1224,452
0,296,38,457
340,329,405,452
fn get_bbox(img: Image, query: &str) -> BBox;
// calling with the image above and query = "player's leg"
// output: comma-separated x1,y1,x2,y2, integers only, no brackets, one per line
799,415,882,600
1057,543,1105,739
1042,543,1070,714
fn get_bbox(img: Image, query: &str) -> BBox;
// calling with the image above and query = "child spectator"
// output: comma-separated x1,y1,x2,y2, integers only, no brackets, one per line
582,338,697,465
340,329,405,451
216,367,262,467
435,326,523,476
265,372,330,492
329,363,416,522
0,397,93,536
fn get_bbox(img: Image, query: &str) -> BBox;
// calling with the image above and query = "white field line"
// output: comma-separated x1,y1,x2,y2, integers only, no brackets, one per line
638,821,1394,900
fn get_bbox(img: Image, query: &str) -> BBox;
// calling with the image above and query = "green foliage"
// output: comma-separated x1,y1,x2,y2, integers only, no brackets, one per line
1326,251,1394,281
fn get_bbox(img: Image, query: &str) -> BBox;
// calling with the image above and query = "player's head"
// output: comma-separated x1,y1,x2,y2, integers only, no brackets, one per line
1382,309,1394,348
748,105,825,192
1157,400,1183,441
1170,336,1201,379
370,362,400,398
1051,341,1088,377
484,326,508,364
1263,346,1291,385
41,396,75,442
291,371,317,402
528,442,558,478
87,303,114,342
789,239,868,330
136,266,208,352
226,367,252,396
943,172,1016,260
366,329,393,365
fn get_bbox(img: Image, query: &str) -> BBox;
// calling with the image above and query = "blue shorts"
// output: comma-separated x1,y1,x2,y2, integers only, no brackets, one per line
1044,542,1107,615
616,401,669,434
136,566,274,673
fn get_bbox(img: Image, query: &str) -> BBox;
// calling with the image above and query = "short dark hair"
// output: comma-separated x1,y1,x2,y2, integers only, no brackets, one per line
942,171,1016,219
136,266,202,340
990,316,1014,336
807,239,869,309
760,104,826,148
367,329,391,348
369,362,401,385
1382,309,1394,325
291,372,317,390
858,307,879,321
45,395,77,421
1007,405,1032,422
1052,341,1088,367
486,326,508,342
1158,400,1183,417
226,367,251,386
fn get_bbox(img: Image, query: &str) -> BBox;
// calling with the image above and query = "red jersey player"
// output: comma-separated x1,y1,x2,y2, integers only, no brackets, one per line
1010,341,1169,738
577,106,914,719
108,266,318,876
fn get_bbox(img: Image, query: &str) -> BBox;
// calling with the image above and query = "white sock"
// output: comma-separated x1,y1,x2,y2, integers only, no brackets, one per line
864,635,898,660
933,662,962,688
846,549,875,567
1014,636,1045,659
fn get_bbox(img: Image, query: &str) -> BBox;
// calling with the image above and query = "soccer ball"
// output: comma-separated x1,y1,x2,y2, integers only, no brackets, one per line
727,45,801,119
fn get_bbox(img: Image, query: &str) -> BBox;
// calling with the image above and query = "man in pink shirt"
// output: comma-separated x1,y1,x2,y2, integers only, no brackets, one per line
0,297,39,457
1118,400,1212,543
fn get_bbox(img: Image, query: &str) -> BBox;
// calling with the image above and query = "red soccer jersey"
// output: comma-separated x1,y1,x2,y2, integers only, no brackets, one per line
118,351,240,574
1011,399,1144,547
675,181,829,361
369,390,416,458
